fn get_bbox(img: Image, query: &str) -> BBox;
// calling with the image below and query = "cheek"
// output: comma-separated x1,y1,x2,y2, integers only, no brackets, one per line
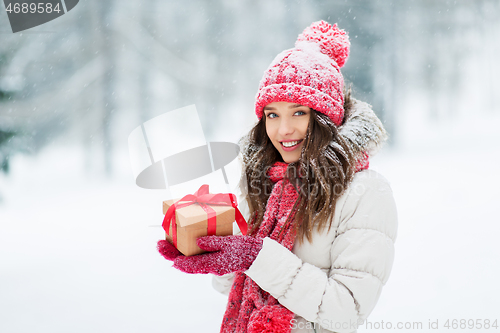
265,122,276,141
300,116,311,135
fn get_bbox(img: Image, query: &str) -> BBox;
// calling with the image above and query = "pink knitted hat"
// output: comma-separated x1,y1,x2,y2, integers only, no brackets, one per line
255,21,350,126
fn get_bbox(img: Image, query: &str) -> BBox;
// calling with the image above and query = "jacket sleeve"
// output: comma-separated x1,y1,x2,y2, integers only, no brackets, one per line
244,172,398,332
212,272,235,296
211,221,242,295
212,223,241,296
211,182,248,296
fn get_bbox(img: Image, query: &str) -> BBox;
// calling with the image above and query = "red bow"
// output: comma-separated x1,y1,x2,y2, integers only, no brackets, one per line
162,185,248,247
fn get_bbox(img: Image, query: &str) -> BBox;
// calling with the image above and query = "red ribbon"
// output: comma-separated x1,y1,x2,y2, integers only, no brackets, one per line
162,184,248,247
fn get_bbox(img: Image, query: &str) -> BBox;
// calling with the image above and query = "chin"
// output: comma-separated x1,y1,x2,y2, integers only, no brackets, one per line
281,154,300,163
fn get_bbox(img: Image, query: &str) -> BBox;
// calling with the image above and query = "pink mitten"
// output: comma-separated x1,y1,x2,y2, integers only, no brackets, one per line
157,239,183,261
173,235,263,276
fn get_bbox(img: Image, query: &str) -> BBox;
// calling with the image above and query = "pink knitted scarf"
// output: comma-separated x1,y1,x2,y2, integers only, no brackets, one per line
220,161,298,333
221,158,369,333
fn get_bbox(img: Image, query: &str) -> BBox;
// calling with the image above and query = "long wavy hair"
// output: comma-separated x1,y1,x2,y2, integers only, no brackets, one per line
239,89,357,244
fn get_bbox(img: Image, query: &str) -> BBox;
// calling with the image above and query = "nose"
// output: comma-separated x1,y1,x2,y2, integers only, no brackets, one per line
278,117,294,137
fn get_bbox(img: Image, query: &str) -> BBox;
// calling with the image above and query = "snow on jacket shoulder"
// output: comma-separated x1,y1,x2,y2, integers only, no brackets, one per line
214,169,397,333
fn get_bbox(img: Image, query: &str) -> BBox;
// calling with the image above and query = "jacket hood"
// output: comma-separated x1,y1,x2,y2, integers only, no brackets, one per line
339,98,388,158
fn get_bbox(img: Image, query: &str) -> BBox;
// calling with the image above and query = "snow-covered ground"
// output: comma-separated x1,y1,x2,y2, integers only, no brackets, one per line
1,112,499,333
0,147,231,332
364,112,500,332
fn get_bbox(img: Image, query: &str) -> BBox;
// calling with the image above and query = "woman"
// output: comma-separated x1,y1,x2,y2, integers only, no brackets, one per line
158,21,397,333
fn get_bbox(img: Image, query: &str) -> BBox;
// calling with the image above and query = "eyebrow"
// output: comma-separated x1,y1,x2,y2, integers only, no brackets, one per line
263,104,305,111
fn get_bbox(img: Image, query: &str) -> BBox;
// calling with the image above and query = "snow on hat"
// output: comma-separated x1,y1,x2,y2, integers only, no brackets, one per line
255,20,350,126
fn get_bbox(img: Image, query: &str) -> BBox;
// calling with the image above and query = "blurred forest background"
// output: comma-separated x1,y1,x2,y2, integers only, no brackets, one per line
1,0,499,177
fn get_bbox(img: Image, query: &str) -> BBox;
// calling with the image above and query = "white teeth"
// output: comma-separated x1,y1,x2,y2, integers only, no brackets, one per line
282,140,300,147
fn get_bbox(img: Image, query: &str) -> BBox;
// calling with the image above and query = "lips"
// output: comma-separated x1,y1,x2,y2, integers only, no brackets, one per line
281,140,301,148
280,139,303,151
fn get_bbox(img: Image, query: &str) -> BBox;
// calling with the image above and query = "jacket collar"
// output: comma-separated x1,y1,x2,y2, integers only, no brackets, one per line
339,98,388,158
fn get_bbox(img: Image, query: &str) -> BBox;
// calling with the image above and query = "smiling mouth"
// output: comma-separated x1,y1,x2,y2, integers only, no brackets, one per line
280,140,303,148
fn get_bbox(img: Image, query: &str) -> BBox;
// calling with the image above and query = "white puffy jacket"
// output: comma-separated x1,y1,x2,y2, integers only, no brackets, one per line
213,169,398,333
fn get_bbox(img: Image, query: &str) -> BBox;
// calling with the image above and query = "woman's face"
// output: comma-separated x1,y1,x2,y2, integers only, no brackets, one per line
263,101,311,163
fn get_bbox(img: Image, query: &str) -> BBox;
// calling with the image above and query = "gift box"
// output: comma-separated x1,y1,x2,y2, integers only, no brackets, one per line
162,185,247,256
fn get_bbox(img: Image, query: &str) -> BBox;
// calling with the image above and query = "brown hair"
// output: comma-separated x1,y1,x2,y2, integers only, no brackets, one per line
240,89,356,243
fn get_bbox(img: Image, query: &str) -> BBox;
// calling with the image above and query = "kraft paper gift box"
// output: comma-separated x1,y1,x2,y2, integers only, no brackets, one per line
161,183,250,256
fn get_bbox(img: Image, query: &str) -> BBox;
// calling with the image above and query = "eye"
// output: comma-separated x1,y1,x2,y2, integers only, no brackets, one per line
294,110,307,116
266,112,278,119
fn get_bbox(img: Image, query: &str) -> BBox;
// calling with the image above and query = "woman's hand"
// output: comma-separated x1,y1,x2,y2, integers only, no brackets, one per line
157,239,183,261
171,235,263,276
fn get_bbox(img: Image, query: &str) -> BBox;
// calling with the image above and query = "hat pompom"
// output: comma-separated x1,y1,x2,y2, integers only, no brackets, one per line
296,20,350,68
